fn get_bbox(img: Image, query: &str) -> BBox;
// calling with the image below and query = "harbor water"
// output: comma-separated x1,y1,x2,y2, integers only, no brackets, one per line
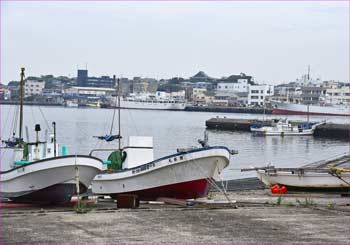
1,105,349,179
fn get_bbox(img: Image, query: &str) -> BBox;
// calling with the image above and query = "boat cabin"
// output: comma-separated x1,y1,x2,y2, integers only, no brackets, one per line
14,134,60,166
123,136,154,169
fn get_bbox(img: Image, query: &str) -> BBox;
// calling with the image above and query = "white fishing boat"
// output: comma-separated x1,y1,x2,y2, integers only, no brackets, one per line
271,67,350,116
0,146,103,203
119,99,186,110
91,136,232,200
243,155,350,190
90,79,235,200
250,119,324,136
115,92,187,111
272,100,350,117
0,68,103,203
256,168,350,190
64,100,79,108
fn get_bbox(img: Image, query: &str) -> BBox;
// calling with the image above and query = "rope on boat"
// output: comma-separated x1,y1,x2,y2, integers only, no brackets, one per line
127,109,140,136
328,167,350,187
9,105,19,137
30,106,37,125
188,154,237,208
110,106,117,135
1,105,16,138
328,171,350,187
328,167,350,173
302,153,349,168
37,106,52,132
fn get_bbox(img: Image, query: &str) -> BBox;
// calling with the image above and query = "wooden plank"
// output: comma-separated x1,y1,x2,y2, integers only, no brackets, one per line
157,197,194,207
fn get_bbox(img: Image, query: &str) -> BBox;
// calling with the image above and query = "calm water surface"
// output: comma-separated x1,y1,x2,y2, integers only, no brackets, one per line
1,105,349,179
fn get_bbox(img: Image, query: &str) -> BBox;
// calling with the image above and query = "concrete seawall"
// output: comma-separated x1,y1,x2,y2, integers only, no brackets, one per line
0,101,62,106
206,117,350,140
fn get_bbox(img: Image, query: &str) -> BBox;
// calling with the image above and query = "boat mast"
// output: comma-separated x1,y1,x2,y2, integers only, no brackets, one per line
52,122,57,157
19,67,25,141
117,78,121,150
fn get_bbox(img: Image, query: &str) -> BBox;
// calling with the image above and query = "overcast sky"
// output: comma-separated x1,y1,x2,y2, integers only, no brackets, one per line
1,1,349,84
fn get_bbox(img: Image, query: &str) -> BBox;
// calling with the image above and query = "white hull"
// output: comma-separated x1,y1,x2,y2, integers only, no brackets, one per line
257,169,350,189
272,101,350,116
119,100,186,110
92,147,230,198
65,101,79,107
251,127,314,136
0,155,103,201
250,120,322,136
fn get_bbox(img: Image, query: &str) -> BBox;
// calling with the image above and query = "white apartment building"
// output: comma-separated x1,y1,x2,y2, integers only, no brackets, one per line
217,79,249,93
248,84,274,106
24,80,45,97
325,85,350,105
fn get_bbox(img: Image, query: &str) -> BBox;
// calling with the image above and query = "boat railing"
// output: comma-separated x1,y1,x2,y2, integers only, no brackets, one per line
241,166,348,173
89,146,153,156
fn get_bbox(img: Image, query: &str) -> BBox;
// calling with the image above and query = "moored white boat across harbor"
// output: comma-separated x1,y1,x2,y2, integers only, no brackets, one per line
250,119,325,136
119,98,186,111
272,100,350,116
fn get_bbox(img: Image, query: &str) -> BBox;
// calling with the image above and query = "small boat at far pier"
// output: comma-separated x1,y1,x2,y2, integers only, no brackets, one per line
250,119,325,136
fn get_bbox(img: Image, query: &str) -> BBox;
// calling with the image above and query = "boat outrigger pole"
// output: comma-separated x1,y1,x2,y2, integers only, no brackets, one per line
53,122,57,157
19,67,25,142
117,77,121,150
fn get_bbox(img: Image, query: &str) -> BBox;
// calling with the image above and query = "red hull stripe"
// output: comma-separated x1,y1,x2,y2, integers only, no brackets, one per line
272,108,350,117
110,178,211,200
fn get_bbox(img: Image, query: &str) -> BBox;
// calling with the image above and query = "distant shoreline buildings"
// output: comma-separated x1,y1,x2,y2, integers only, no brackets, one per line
0,68,349,109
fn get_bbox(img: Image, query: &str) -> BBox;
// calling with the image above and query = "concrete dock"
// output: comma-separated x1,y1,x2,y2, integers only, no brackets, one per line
2,184,350,244
206,117,350,140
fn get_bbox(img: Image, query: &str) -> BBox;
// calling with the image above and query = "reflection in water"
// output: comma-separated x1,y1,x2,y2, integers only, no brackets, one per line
305,137,310,153
1,105,349,179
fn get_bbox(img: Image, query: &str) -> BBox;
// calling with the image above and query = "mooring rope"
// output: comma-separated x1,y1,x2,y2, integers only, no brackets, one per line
1,105,15,138
37,106,51,132
187,152,237,208
127,109,140,136
328,170,350,187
